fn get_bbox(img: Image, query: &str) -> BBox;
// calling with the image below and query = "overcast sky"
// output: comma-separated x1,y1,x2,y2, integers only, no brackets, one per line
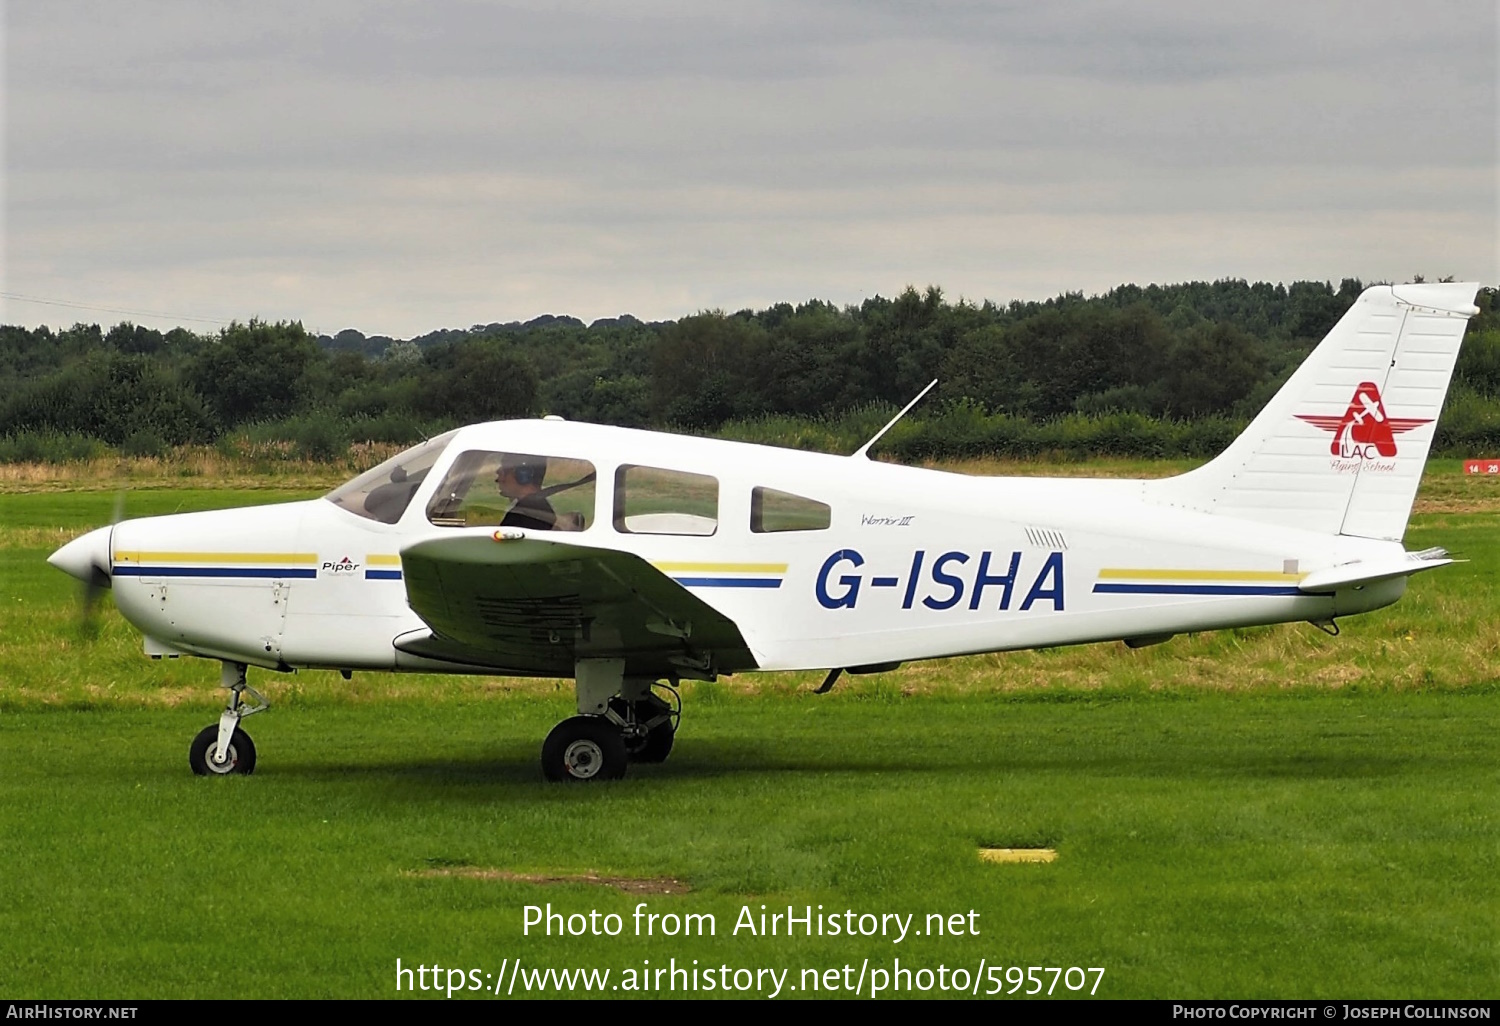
3,1,1497,337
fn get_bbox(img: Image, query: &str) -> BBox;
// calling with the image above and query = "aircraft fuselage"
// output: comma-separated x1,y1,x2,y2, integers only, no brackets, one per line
83,419,1401,676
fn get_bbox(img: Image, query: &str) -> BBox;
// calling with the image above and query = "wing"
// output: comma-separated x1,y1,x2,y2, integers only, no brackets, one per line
395,533,757,679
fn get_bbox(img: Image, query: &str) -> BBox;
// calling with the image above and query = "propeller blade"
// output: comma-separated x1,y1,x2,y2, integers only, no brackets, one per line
78,568,109,639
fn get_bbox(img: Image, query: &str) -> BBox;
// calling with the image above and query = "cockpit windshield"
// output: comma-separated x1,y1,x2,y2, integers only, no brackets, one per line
324,430,458,524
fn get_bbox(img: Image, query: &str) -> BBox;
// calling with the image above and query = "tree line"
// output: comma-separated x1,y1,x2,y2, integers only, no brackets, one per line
2,278,1496,461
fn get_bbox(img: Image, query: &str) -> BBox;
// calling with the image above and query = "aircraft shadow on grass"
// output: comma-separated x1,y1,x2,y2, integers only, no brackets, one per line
258,737,1424,792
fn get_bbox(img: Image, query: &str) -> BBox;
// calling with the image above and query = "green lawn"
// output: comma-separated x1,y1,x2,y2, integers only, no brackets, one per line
1,477,1497,999
1,693,1496,998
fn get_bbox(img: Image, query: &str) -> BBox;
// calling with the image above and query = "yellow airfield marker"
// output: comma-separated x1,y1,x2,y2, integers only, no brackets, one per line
979,847,1058,864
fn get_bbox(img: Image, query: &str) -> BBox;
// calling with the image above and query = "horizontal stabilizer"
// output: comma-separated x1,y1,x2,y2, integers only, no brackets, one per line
1297,553,1452,593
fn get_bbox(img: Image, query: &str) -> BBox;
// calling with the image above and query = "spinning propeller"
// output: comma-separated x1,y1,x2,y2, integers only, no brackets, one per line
49,490,125,637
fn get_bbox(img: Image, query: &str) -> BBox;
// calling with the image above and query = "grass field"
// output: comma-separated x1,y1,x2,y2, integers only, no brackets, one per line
1,462,1497,999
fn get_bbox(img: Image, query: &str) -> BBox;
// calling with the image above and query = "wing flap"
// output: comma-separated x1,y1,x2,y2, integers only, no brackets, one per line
399,533,757,677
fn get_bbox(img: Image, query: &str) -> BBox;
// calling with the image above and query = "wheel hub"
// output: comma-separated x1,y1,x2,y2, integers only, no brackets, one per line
204,742,238,775
562,739,605,779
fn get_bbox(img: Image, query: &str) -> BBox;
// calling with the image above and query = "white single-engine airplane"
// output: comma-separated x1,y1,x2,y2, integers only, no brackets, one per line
49,282,1481,781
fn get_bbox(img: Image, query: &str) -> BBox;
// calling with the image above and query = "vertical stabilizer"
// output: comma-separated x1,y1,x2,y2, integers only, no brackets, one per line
1147,282,1480,541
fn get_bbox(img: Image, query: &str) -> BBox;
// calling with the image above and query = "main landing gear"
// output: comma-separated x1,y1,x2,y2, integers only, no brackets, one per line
541,660,679,782
188,661,267,776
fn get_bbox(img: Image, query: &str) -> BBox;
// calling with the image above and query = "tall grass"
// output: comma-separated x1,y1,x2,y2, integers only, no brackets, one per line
0,430,113,464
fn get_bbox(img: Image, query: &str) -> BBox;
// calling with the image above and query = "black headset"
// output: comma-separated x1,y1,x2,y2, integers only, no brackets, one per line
512,462,544,486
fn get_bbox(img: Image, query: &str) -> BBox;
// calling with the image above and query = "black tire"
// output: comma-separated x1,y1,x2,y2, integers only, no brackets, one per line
188,723,257,776
608,694,676,764
541,716,628,782
632,720,675,764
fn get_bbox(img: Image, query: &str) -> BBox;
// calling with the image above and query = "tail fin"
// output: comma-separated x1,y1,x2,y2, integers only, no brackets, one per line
1147,282,1480,541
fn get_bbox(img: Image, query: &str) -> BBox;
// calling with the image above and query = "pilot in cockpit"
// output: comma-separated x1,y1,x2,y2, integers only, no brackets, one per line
494,453,557,530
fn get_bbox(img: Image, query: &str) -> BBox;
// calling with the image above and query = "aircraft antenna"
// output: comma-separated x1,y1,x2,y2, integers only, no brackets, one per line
851,379,937,459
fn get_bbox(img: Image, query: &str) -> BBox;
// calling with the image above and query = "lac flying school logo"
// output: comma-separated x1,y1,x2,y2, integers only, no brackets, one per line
1295,382,1430,462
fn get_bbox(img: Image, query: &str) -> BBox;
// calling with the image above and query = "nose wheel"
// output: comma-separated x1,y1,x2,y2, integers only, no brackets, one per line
189,724,257,775
189,661,267,777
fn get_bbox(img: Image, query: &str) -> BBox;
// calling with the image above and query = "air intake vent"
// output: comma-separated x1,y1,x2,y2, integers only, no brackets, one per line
1025,527,1068,550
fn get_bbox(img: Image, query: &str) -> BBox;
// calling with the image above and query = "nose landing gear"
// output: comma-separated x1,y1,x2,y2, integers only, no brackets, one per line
188,661,268,776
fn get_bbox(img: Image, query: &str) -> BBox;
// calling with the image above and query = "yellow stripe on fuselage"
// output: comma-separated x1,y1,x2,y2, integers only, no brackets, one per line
365,554,403,566
1097,568,1306,582
113,551,319,565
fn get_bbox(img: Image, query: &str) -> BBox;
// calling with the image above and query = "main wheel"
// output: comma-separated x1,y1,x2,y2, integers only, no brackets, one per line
609,694,676,764
188,724,257,776
541,716,628,782
632,720,675,764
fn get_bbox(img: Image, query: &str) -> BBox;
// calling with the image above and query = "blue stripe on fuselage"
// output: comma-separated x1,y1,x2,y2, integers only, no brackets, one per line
1092,583,1302,596
671,577,782,589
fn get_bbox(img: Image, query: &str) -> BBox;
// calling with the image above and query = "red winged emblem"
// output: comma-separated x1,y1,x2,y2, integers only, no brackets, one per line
1295,381,1430,458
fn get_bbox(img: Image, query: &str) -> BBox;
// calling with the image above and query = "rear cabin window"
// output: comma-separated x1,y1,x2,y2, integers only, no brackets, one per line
613,466,718,536
426,451,596,530
751,487,831,533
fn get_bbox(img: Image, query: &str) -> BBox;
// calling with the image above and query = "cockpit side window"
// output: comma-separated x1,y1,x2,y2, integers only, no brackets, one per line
426,451,596,530
751,487,831,533
324,431,458,525
613,466,718,536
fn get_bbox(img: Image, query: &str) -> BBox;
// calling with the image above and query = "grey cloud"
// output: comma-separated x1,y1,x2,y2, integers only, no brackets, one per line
11,1,1493,180
4,1,1495,335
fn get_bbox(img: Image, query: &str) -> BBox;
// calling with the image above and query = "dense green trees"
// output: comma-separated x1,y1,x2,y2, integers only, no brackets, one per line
416,337,539,423
185,320,323,426
1,349,213,450
2,279,1496,461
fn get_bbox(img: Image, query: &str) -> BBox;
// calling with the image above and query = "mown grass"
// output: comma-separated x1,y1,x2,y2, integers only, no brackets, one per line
1,462,1497,999
1,694,1496,998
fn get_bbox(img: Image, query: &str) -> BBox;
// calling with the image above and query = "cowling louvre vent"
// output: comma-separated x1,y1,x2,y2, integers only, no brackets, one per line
1024,527,1068,550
